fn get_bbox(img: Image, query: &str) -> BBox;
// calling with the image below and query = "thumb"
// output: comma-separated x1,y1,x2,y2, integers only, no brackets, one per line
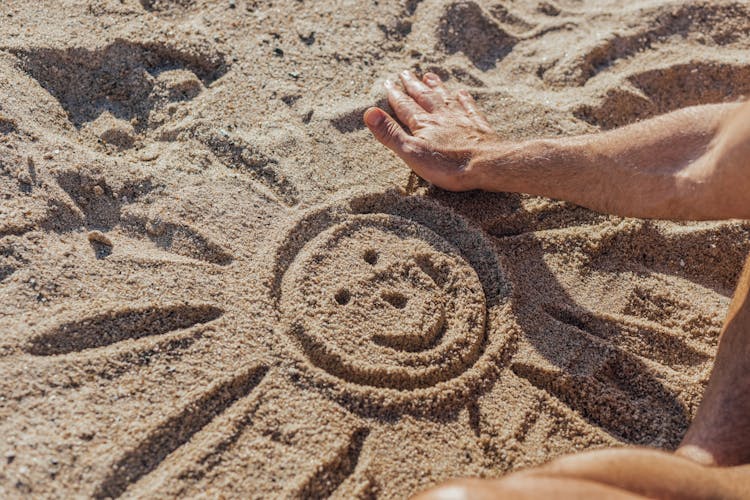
364,107,418,161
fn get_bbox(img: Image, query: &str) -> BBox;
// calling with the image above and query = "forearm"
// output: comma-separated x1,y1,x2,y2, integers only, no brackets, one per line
367,71,750,219
471,103,743,220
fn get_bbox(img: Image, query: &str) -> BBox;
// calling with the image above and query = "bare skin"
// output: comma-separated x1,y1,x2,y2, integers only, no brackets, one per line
364,70,750,219
364,70,750,498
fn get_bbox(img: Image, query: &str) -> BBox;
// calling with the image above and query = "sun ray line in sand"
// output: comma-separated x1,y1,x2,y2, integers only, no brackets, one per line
510,341,690,447
284,427,371,498
93,364,268,499
15,164,237,266
116,373,371,499
25,303,223,356
541,302,713,372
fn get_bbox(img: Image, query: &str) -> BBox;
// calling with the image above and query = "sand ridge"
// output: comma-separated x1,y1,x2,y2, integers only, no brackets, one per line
2,0,750,498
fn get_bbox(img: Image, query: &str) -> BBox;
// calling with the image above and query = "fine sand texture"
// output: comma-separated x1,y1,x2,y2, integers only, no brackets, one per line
2,0,750,498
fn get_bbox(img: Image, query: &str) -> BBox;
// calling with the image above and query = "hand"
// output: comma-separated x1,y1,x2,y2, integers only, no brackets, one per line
364,70,500,192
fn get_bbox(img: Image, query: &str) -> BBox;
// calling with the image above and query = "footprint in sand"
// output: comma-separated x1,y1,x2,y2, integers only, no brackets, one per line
43,166,235,265
9,39,299,206
9,40,228,149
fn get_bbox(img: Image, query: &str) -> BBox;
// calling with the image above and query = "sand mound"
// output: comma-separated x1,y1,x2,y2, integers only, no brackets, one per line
2,0,750,498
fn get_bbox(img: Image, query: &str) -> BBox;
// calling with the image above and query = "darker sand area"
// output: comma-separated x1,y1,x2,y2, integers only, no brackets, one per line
2,0,750,498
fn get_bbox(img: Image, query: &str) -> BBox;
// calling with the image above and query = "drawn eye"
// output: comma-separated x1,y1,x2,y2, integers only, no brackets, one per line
363,248,378,265
334,288,351,305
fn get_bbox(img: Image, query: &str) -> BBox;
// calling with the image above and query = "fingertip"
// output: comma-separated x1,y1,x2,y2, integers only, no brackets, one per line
363,107,397,141
460,89,478,104
400,70,424,89
457,89,477,107
364,108,415,158
364,107,385,128
423,72,441,85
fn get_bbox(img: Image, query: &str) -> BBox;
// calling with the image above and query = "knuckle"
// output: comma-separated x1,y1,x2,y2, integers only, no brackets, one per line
384,121,402,137
396,96,415,107
414,113,429,123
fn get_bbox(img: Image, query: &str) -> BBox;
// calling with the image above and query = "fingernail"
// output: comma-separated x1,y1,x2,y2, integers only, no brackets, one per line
384,79,394,89
425,73,438,83
401,70,411,78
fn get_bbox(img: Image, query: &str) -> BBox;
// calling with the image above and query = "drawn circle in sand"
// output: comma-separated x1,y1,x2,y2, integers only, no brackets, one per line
275,192,516,410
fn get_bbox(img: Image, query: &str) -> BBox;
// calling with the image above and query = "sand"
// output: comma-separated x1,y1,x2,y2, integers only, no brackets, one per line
1,0,750,497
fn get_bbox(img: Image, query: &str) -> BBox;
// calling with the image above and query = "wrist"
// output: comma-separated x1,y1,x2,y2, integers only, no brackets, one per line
463,138,516,191
468,138,563,193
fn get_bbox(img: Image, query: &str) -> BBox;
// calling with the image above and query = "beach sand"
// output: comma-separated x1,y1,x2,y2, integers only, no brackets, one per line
2,0,750,497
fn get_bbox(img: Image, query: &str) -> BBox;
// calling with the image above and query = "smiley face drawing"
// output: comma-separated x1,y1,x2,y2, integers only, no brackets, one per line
275,192,516,411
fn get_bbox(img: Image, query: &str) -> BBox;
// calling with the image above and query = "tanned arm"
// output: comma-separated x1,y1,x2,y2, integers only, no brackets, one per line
364,70,749,220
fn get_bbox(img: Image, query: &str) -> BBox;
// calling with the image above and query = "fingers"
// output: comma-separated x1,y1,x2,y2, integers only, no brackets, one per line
385,71,491,132
424,72,467,112
364,107,421,161
399,70,442,112
385,80,424,131
457,89,491,128
422,72,449,100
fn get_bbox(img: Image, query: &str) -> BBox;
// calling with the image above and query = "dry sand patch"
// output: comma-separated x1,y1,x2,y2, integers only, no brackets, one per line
1,0,750,497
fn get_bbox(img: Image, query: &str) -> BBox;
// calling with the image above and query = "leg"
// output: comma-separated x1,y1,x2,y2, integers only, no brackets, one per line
413,449,750,500
678,253,750,466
